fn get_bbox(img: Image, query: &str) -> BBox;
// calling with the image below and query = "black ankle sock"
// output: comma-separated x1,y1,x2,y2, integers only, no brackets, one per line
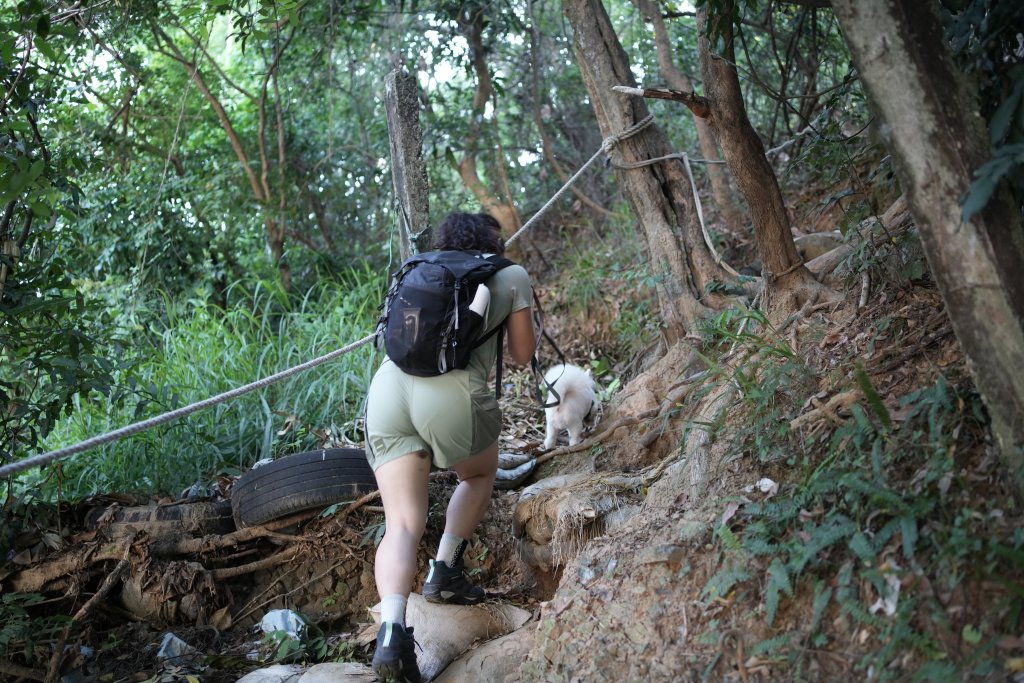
451,539,469,566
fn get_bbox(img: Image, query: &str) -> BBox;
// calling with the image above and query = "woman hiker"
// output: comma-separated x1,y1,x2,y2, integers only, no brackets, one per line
364,211,537,683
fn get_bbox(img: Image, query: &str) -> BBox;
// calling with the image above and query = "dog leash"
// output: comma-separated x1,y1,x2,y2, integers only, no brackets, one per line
530,290,569,408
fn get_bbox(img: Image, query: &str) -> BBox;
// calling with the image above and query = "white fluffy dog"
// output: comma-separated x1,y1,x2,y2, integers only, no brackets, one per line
542,363,599,450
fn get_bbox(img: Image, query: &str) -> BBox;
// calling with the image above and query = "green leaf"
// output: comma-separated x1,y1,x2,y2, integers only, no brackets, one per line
35,13,50,39
809,581,833,635
765,557,792,626
961,624,982,644
848,531,874,563
35,36,58,61
963,144,1024,220
990,79,1024,144
899,516,917,559
768,557,793,596
702,566,752,600
855,364,891,430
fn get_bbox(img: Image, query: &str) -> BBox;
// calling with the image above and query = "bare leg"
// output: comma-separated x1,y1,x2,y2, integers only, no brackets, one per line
373,451,431,598
445,442,499,539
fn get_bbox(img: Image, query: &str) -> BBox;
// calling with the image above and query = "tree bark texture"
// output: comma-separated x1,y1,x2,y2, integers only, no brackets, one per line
696,5,816,298
831,0,1024,491
385,70,431,259
563,0,737,336
632,0,745,233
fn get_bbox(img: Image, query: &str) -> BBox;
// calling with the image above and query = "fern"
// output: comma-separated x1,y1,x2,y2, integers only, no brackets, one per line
839,596,889,631
749,631,794,656
856,363,892,430
765,557,794,625
840,473,907,512
744,537,781,556
809,581,833,636
717,524,746,555
848,531,874,563
899,515,919,560
911,662,957,682
792,516,858,574
702,566,753,601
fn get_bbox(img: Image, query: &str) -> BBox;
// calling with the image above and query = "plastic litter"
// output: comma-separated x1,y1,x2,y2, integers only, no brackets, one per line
156,632,204,668
259,609,308,639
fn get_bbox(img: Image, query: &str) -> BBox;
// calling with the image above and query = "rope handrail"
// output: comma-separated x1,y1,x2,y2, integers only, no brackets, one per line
0,334,375,479
2,114,661,480
504,114,654,247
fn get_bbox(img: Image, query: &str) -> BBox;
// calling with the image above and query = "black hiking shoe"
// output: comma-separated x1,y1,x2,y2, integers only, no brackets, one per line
371,622,421,683
422,558,486,605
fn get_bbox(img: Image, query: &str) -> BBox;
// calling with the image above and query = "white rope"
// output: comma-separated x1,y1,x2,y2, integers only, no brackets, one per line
609,150,740,278
680,153,742,278
504,114,655,247
0,334,375,479
612,151,726,168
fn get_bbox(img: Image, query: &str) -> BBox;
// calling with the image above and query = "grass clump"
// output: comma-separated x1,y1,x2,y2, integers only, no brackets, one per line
13,267,383,502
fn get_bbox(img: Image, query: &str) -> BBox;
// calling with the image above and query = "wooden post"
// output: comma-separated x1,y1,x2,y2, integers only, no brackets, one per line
384,69,431,260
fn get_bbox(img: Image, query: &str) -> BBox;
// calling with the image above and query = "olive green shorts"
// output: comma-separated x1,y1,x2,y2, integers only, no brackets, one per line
364,361,502,471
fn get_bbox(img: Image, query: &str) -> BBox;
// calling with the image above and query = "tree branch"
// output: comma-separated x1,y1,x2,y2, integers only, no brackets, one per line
611,85,711,118
176,23,256,100
0,660,45,682
45,553,131,683
150,23,266,202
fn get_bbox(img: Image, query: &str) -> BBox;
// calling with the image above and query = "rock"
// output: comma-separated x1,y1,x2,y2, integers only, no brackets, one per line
235,664,305,683
298,662,376,682
433,626,537,682
795,231,843,261
368,593,532,681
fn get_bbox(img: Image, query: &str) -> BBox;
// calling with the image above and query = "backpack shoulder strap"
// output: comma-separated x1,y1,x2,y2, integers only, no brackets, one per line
476,255,516,399
483,254,515,270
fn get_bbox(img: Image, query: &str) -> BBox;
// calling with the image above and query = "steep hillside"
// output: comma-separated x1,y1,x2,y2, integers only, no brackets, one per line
506,201,1024,682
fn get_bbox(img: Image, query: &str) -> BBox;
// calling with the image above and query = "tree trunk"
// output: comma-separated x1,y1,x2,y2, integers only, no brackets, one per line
832,0,1024,494
384,69,431,259
696,3,825,311
563,0,737,338
527,1,611,219
632,0,745,234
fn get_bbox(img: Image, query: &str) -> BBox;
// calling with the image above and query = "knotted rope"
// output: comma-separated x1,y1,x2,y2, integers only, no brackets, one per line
504,114,655,247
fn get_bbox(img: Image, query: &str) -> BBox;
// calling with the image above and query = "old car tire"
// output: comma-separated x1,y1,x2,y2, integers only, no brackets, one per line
231,448,378,527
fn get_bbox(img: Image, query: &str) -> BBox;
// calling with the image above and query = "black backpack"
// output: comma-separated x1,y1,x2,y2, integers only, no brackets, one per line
375,250,515,387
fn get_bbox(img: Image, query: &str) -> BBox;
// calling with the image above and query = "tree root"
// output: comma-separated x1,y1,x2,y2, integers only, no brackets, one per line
46,550,131,683
0,660,45,682
534,410,658,466
4,508,326,594
789,390,863,431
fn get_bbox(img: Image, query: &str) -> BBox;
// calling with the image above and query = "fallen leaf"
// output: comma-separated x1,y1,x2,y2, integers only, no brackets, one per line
720,501,742,527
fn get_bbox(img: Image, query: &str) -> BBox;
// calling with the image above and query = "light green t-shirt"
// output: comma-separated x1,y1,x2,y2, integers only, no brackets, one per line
464,263,533,395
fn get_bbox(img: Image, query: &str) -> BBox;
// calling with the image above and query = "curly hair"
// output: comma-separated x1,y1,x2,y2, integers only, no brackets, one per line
432,212,504,255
